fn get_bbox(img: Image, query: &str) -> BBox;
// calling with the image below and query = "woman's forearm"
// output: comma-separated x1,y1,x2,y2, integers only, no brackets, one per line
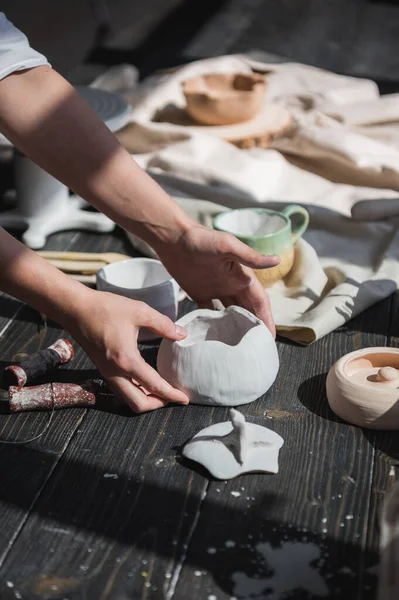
0,66,194,251
0,226,90,324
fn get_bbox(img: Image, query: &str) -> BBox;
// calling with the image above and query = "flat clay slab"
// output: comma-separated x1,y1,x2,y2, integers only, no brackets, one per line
182,409,284,479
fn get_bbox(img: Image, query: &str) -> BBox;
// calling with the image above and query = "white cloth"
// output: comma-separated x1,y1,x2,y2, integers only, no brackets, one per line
91,57,399,344
0,13,50,81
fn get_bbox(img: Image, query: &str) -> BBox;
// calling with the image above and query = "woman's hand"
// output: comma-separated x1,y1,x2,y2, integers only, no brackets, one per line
156,225,280,337
64,290,189,413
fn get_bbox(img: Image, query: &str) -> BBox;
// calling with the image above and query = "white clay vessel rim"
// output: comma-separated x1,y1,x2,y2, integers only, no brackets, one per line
174,306,265,349
97,257,175,293
213,208,290,240
334,347,399,389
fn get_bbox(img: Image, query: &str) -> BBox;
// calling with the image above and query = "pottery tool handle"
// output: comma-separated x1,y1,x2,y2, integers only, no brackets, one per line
44,259,106,273
8,379,105,413
37,251,109,261
5,339,74,387
36,251,129,263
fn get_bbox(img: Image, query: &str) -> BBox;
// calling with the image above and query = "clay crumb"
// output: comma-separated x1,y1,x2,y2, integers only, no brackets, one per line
207,547,217,554
103,473,118,479
231,491,241,497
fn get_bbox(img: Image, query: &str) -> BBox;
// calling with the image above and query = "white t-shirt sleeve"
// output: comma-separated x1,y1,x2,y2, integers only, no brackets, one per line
0,12,51,81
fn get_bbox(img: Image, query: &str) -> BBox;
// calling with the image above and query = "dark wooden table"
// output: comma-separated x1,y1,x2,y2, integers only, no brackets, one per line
0,225,398,600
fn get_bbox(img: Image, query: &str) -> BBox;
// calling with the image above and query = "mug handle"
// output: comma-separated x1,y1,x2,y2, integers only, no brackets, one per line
282,205,310,242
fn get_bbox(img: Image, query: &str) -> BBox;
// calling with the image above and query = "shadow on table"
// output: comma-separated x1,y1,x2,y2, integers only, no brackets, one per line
297,372,336,422
298,371,399,475
0,440,379,600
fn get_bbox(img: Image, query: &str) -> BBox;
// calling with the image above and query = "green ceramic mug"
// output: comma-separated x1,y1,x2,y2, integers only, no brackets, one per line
213,205,309,287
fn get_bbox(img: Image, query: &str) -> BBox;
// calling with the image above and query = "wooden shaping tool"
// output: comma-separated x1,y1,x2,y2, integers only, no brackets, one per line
37,251,130,263
36,251,131,284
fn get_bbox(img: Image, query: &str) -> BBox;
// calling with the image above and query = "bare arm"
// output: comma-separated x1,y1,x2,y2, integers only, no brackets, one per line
0,64,278,412
0,65,278,332
0,66,194,250
0,226,189,412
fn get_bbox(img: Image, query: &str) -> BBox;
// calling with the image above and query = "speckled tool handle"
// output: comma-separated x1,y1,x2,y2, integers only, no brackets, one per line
5,339,74,387
8,380,102,413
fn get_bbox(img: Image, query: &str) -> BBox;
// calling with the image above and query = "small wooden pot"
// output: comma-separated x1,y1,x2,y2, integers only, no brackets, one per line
326,347,399,429
182,72,267,126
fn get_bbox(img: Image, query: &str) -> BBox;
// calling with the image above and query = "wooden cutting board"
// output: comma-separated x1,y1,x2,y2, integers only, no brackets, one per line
116,103,294,150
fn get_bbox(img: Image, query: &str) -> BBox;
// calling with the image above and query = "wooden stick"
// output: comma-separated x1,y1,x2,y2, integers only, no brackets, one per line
37,251,130,263
44,259,106,273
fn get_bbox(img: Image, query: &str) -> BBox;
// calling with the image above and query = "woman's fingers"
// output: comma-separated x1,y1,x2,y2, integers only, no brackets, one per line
108,352,189,410
130,355,189,405
237,276,276,338
107,375,170,413
221,234,280,270
219,267,276,337
138,303,186,340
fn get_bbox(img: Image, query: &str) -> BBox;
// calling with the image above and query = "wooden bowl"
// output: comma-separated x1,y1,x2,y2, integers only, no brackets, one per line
326,347,399,429
182,72,267,126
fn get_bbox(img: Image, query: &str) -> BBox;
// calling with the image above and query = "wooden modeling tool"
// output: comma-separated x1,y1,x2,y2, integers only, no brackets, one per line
36,251,131,284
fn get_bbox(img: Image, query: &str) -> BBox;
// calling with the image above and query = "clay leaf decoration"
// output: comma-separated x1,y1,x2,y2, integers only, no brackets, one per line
182,409,284,480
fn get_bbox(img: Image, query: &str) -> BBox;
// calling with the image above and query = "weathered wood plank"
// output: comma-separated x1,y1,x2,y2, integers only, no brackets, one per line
363,291,399,587
0,291,391,599
0,383,211,599
0,231,209,600
0,227,136,571
172,299,390,600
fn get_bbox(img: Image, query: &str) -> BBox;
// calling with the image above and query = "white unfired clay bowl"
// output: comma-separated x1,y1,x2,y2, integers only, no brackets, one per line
157,306,279,406
326,347,399,429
